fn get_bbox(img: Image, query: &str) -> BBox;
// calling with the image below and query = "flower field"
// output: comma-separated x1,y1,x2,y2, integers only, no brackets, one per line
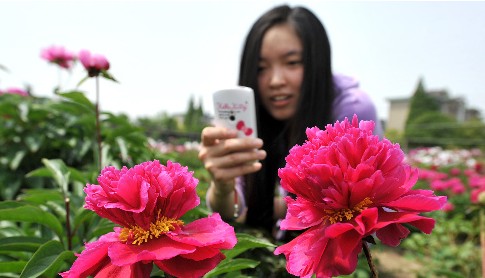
1,46,484,277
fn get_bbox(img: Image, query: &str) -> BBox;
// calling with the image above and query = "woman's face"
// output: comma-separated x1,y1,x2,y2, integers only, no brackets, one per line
258,23,304,121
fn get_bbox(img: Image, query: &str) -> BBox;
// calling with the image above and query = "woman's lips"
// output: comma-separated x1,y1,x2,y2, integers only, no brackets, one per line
270,95,292,107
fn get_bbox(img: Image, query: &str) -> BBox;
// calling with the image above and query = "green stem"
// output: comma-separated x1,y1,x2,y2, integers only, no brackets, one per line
362,240,378,277
95,76,102,171
65,197,72,250
481,207,485,277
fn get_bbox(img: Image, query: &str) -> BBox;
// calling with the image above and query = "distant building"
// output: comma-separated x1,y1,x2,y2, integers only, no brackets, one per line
387,90,481,133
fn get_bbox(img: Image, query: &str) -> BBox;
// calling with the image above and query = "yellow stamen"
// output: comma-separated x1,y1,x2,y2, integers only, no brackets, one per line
324,197,373,224
119,211,184,245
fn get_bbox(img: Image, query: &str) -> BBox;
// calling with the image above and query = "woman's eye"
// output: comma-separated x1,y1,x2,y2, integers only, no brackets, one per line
287,60,302,66
257,65,267,72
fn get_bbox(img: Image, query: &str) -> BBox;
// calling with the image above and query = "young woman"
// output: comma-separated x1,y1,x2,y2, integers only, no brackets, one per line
199,5,383,238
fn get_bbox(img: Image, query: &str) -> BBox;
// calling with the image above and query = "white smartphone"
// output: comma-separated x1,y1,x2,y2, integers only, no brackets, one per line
213,86,258,138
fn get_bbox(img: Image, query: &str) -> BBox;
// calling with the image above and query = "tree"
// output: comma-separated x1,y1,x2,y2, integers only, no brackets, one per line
136,112,179,139
405,78,440,127
183,95,207,133
405,111,459,148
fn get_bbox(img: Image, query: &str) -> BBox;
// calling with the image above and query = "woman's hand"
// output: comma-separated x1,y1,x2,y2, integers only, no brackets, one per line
199,126,266,191
199,126,266,219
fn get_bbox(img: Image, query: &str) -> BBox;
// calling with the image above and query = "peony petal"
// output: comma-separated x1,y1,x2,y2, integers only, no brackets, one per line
275,227,327,278
169,213,237,250
78,50,91,69
275,225,362,278
314,232,362,277
110,174,149,212
382,192,447,212
374,210,437,245
351,207,379,235
108,236,195,265
94,262,152,278
155,252,226,278
375,223,410,247
60,232,118,278
280,196,324,230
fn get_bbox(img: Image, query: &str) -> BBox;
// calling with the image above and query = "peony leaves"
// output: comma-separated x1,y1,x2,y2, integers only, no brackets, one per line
19,240,75,278
0,204,64,239
203,233,276,277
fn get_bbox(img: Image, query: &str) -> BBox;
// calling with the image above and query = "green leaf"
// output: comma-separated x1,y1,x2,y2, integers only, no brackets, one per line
0,205,64,238
18,102,29,122
0,236,47,252
204,258,259,278
20,240,75,278
115,137,129,162
223,233,276,260
0,201,26,209
76,75,90,88
0,261,27,274
27,166,88,185
101,70,118,83
57,90,95,111
9,150,26,170
17,189,64,205
24,135,44,153
40,158,71,194
72,208,95,231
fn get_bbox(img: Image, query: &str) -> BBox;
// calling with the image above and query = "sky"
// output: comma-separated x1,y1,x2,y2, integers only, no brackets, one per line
1,0,485,123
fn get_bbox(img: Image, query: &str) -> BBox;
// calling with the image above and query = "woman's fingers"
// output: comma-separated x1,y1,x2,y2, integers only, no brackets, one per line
199,125,266,182
209,160,263,182
210,137,263,157
201,126,237,146
205,148,266,169
204,149,266,181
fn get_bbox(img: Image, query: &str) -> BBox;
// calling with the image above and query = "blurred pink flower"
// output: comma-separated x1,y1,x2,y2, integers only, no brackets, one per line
476,162,484,174
40,45,76,69
449,178,465,194
79,49,110,77
464,169,476,177
61,160,236,278
417,168,448,181
0,87,28,96
449,167,461,176
470,174,485,203
274,115,447,277
430,179,448,191
442,202,455,212
470,174,485,188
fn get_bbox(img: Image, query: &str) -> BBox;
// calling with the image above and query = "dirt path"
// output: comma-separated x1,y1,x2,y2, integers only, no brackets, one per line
373,249,424,278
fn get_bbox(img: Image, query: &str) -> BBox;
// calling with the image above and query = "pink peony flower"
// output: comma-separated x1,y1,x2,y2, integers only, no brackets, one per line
78,49,110,77
61,160,237,278
40,45,76,69
274,115,447,278
0,87,29,96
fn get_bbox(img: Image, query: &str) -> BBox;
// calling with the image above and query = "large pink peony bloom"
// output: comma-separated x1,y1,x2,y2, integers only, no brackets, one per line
274,115,447,278
40,45,76,69
61,160,237,278
78,49,110,77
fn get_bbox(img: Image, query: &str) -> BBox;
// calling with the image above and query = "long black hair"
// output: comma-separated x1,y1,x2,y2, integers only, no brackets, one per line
238,5,335,232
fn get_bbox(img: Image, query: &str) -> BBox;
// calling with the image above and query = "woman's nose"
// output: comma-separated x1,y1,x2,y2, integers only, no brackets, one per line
269,67,285,88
